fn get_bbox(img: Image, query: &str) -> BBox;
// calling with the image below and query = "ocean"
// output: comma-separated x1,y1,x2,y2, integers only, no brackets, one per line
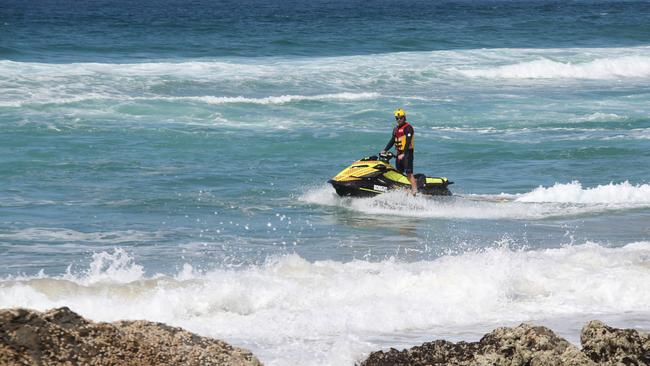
1,0,650,364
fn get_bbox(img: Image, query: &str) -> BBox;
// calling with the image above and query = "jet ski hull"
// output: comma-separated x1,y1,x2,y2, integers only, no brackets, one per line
328,155,453,197
329,179,452,197
328,180,379,197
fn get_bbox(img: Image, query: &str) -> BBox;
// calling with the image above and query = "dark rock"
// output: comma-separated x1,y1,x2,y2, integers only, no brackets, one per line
360,323,596,366
0,307,263,366
581,320,650,365
476,323,594,366
360,339,478,366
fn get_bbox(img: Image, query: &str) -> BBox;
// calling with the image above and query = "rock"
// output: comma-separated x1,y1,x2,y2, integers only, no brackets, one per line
359,339,478,366
581,320,650,365
360,323,596,366
476,324,595,366
0,307,263,366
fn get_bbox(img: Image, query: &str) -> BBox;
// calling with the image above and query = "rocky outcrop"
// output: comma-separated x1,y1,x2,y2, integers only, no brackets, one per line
360,323,595,366
581,320,650,365
361,322,650,366
4,307,649,366
0,307,263,366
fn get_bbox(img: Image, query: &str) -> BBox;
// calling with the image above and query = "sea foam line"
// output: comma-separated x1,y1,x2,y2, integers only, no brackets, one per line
0,228,165,244
0,92,380,108
168,92,381,105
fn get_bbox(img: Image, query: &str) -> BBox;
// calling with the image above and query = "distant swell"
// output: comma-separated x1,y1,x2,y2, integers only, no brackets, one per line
458,56,650,79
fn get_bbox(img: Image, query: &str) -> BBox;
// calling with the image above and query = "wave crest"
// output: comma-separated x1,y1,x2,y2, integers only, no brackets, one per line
458,56,650,79
515,181,650,204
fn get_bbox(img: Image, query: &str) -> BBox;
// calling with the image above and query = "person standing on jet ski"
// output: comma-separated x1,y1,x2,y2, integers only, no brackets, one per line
382,108,418,195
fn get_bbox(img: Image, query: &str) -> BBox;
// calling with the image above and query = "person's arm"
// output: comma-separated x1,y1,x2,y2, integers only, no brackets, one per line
384,137,394,152
384,128,395,151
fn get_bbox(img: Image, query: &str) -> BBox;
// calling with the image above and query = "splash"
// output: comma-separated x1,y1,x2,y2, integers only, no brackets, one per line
74,248,145,284
300,181,650,219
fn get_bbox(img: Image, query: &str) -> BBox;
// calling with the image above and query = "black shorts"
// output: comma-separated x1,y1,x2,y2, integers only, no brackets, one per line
397,150,414,174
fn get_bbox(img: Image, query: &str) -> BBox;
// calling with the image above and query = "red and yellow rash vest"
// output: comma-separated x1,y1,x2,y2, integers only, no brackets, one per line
393,122,414,153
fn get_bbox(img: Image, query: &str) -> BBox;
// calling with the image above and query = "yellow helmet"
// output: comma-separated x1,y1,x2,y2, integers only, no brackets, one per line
394,108,406,119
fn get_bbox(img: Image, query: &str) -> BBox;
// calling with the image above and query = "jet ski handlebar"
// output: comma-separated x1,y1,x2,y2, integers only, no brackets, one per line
378,151,394,162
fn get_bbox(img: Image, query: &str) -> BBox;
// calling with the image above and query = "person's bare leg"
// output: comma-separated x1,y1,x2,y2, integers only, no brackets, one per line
408,173,417,195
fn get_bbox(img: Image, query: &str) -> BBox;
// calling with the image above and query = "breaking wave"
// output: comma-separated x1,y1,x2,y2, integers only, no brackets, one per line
1,243,649,365
458,56,650,79
513,181,650,204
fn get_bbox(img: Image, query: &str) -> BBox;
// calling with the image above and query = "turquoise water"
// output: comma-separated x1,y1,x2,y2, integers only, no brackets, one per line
1,1,650,365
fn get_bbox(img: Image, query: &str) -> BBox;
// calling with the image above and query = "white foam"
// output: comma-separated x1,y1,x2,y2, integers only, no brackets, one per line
0,198,58,207
0,92,380,108
571,112,626,122
426,124,650,143
515,181,650,204
0,228,164,244
69,248,146,285
429,125,610,135
1,243,650,365
167,92,380,105
300,182,650,220
458,56,650,79
630,128,650,140
4,46,650,109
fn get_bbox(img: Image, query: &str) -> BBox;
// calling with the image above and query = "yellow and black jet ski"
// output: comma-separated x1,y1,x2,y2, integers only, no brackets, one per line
328,152,453,197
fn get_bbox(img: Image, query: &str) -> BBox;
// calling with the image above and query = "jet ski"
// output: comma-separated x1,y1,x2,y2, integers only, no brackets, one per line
328,152,453,197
